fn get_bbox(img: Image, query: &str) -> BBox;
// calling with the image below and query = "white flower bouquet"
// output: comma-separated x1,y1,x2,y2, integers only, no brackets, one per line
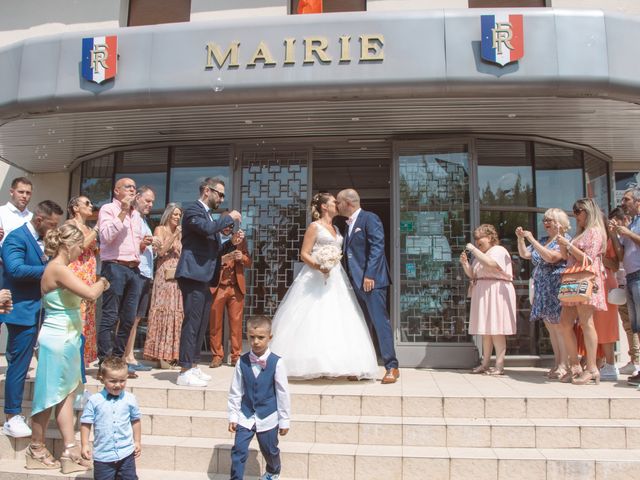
313,244,342,283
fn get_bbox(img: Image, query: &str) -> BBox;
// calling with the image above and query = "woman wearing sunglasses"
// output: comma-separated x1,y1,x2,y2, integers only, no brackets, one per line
556,198,608,385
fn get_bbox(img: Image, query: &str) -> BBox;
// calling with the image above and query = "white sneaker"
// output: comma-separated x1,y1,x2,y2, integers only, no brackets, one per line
192,367,212,381
599,363,619,381
260,473,280,480
2,415,32,437
619,362,638,375
176,369,207,387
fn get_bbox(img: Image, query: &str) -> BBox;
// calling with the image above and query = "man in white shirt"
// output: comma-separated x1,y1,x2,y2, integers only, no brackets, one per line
0,177,33,246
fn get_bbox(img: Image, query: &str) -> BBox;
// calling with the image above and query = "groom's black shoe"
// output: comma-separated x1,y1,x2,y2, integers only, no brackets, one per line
381,368,400,384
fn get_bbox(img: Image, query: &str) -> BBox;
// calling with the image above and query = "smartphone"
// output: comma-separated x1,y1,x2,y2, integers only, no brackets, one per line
233,220,240,234
465,248,474,264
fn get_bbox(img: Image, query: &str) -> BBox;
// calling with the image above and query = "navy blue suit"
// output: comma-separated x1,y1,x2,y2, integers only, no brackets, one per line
0,224,47,414
176,201,234,368
343,210,398,370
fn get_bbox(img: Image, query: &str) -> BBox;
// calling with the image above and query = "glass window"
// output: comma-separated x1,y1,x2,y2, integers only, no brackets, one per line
81,154,114,208
477,139,533,207
469,0,546,6
291,0,366,14
534,143,583,211
128,0,191,26
171,145,231,211
117,148,168,209
584,152,610,213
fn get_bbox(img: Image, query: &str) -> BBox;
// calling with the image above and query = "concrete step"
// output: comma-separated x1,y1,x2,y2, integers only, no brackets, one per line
3,437,639,479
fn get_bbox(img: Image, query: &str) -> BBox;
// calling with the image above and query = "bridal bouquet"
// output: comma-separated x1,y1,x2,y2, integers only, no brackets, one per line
313,244,342,283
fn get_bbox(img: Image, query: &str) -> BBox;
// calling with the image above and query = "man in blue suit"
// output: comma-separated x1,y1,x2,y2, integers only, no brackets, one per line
336,189,399,384
1,200,62,437
175,178,242,387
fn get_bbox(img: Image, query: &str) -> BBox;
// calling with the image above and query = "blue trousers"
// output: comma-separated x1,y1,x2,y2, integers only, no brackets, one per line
627,270,640,333
98,262,143,361
177,278,213,368
93,453,138,480
4,323,38,414
230,425,280,480
352,285,398,370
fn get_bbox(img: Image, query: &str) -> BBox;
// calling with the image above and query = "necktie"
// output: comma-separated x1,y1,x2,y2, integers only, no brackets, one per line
249,352,267,369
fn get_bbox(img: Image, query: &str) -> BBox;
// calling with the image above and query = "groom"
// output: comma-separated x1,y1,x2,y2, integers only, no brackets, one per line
336,189,399,384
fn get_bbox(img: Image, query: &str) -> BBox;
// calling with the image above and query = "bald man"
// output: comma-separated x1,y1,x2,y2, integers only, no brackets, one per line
97,178,146,377
336,189,399,384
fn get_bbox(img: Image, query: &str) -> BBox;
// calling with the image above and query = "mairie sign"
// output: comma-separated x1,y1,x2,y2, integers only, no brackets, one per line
480,14,524,66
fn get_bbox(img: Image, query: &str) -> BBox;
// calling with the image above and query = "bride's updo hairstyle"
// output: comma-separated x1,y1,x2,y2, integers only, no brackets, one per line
310,192,333,221
44,224,84,258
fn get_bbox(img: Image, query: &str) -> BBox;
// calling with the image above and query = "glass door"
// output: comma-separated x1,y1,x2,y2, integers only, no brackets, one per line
393,141,478,368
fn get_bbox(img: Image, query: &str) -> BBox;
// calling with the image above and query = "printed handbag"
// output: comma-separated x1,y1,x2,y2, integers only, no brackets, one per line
558,254,597,304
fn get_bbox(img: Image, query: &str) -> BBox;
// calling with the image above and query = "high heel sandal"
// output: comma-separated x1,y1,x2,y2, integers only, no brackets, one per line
548,366,567,380
470,365,489,374
560,366,582,383
60,443,92,474
25,443,60,470
572,369,601,385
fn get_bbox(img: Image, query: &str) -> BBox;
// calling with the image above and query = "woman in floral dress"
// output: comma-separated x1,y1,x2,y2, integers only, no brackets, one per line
143,203,183,368
66,196,99,367
556,198,608,385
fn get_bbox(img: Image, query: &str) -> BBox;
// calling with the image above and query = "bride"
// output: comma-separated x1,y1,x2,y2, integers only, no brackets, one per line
270,192,379,380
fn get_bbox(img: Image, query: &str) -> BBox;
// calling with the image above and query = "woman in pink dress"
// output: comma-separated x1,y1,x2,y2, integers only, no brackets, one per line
66,196,99,366
143,203,184,368
460,224,517,375
556,198,608,385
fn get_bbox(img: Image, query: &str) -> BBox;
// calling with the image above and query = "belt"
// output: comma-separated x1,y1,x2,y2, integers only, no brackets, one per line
627,270,640,283
219,282,236,287
106,260,140,269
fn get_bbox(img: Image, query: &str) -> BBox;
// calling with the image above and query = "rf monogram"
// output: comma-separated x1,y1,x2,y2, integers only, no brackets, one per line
491,23,514,55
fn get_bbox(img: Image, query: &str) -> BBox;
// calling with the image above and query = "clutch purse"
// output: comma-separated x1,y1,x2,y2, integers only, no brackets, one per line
164,267,176,281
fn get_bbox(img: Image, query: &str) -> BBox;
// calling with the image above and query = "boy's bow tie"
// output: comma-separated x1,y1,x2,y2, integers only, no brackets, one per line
249,352,267,369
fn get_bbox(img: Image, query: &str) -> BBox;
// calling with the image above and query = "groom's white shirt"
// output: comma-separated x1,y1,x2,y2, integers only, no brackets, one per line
348,208,362,237
228,348,291,431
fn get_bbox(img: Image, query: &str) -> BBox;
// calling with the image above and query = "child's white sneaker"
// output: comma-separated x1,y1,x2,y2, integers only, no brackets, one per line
599,363,619,381
177,369,207,387
2,415,32,437
260,473,280,480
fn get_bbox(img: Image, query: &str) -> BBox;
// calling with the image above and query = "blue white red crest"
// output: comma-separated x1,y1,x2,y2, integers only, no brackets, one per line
481,14,524,66
82,36,118,84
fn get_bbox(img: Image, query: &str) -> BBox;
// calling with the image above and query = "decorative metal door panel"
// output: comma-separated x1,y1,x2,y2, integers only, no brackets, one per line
240,149,309,318
397,144,472,344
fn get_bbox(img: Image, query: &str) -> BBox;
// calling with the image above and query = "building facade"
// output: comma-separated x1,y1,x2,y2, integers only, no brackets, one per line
1,1,639,366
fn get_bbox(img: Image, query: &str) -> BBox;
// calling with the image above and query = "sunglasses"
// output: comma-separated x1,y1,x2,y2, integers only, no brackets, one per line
573,208,584,215
209,187,225,199
542,218,553,223
83,200,92,207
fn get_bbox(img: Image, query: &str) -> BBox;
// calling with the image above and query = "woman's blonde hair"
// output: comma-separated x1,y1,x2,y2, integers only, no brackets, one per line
544,208,571,234
474,224,499,246
310,192,333,221
44,224,84,258
159,203,182,227
572,197,607,254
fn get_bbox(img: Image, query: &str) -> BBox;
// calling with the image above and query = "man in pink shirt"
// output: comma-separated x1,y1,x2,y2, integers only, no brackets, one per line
97,178,149,377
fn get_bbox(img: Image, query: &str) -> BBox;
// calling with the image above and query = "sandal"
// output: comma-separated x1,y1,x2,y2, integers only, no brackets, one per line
470,365,489,374
572,369,600,385
548,367,567,380
560,365,582,383
60,443,92,474
25,443,60,470
485,367,505,376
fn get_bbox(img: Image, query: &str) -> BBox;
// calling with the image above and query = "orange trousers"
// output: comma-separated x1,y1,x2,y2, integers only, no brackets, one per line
209,285,244,362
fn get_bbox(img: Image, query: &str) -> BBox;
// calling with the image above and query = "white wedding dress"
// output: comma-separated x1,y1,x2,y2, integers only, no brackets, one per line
270,223,379,379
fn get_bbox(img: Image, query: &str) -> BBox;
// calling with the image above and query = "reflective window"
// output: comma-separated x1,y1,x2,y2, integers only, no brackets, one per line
584,152,610,213
534,143,583,211
171,145,231,211
117,149,168,210
81,154,114,208
291,0,366,14
477,140,534,207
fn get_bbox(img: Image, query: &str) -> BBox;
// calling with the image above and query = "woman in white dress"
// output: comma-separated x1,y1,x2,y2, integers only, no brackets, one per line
270,193,379,379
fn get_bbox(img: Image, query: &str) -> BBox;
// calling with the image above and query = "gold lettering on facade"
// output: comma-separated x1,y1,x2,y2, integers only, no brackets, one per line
247,41,277,67
303,37,331,64
359,35,384,61
491,23,514,54
283,38,296,65
339,35,351,62
90,44,109,71
205,42,241,68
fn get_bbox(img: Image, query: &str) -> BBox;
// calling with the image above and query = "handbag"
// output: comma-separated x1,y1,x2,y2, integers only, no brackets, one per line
607,287,627,305
164,267,176,281
558,254,597,304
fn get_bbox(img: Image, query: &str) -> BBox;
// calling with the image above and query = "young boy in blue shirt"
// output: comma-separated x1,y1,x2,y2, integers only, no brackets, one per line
80,356,142,480
228,316,291,480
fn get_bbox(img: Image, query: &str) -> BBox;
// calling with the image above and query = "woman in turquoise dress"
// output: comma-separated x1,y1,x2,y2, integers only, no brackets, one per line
26,224,109,474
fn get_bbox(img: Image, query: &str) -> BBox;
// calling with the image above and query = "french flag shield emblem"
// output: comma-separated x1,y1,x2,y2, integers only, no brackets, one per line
82,36,118,84
480,14,524,66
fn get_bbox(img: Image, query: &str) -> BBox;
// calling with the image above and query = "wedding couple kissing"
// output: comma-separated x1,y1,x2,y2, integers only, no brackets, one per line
270,189,400,384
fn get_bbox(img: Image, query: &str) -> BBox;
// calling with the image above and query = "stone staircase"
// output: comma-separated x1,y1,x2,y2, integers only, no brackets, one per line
1,365,640,479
